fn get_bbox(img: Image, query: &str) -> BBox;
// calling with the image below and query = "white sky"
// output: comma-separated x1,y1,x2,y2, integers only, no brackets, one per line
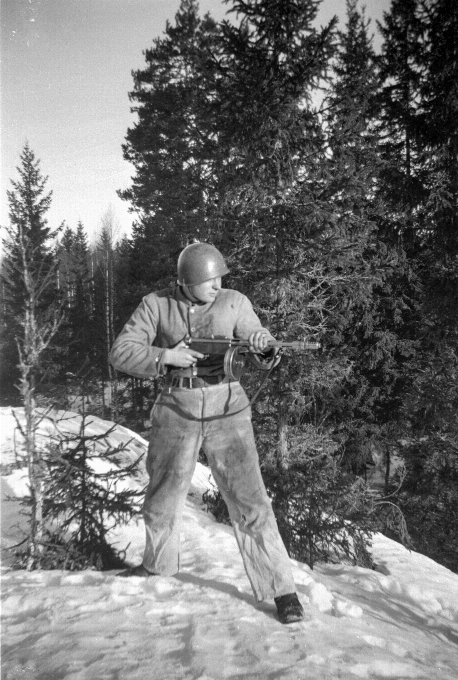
2,407,458,679
1,0,391,243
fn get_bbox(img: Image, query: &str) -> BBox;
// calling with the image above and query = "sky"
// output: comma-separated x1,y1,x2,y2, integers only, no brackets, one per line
1,0,392,244
2,406,458,679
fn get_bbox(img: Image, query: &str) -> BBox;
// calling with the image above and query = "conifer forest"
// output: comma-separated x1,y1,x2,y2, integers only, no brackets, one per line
1,0,457,574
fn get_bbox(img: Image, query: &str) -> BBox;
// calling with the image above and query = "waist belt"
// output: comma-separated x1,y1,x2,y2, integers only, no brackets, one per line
165,374,232,389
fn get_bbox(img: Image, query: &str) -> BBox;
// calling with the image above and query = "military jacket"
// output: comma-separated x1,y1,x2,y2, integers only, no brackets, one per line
109,286,271,379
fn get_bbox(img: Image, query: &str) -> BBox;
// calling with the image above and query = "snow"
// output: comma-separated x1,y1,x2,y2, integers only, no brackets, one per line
1,407,458,679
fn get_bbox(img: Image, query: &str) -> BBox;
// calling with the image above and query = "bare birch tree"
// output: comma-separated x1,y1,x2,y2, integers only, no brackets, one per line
92,207,122,417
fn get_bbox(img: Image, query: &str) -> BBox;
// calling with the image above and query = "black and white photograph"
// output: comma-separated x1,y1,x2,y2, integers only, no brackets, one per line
1,1,457,678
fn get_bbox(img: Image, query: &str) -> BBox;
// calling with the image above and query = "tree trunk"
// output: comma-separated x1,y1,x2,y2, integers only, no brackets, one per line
15,226,63,569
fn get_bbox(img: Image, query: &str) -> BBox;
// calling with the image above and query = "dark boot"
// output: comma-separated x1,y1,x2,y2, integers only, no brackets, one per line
117,564,156,578
274,592,304,624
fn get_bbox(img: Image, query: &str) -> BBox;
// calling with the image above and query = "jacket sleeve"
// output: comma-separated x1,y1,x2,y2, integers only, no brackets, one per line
233,294,275,341
109,296,167,379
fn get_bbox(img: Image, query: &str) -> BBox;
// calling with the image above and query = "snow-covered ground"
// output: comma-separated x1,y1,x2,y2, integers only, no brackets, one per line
1,407,458,680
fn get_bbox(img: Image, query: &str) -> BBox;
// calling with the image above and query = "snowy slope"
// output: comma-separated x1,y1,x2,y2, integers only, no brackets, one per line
1,408,458,680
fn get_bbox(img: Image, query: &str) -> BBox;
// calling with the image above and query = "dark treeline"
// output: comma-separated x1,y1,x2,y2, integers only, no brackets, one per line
1,0,457,572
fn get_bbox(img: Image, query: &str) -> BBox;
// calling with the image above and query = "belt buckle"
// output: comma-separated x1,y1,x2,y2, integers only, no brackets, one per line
170,376,193,388
180,376,193,389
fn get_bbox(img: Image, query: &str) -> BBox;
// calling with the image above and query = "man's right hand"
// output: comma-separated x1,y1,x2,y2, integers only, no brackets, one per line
163,340,205,368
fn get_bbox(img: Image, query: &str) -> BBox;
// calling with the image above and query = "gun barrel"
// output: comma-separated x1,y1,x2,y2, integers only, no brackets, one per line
268,340,321,350
187,336,320,352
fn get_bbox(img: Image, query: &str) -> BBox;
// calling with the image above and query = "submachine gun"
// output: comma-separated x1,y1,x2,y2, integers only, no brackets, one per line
184,335,321,381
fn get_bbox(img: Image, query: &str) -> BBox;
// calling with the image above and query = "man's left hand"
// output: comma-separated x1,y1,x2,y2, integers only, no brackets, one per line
248,331,270,353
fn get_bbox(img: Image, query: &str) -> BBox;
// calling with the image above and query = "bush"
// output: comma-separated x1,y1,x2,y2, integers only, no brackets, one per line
10,416,145,571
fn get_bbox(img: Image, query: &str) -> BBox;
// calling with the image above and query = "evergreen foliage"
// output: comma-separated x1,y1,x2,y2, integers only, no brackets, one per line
56,222,94,383
1,146,65,568
397,343,458,572
376,0,458,570
119,0,221,293
144,0,383,566
11,414,144,571
416,0,458,254
2,0,457,573
92,224,116,383
1,144,58,404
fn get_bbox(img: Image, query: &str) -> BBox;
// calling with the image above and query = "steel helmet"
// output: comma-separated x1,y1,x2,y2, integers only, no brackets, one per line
177,242,229,286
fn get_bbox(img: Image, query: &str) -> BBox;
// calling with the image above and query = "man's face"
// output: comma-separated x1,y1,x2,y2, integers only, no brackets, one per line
185,277,222,304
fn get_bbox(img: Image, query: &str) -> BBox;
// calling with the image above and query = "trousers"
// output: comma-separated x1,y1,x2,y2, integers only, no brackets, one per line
142,380,297,602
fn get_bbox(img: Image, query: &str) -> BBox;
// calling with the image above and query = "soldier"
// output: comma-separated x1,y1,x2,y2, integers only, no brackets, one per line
109,242,304,624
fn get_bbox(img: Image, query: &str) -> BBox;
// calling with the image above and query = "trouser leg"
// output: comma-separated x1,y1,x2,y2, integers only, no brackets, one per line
142,389,202,575
202,382,297,602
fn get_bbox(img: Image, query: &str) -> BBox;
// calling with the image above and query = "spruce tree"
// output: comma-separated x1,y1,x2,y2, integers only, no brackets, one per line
12,415,144,571
392,0,458,573
1,143,57,404
206,0,384,565
377,0,427,247
1,145,64,567
117,0,408,565
417,0,458,255
56,222,94,400
322,0,420,477
70,222,94,371
119,0,222,294
376,0,458,572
